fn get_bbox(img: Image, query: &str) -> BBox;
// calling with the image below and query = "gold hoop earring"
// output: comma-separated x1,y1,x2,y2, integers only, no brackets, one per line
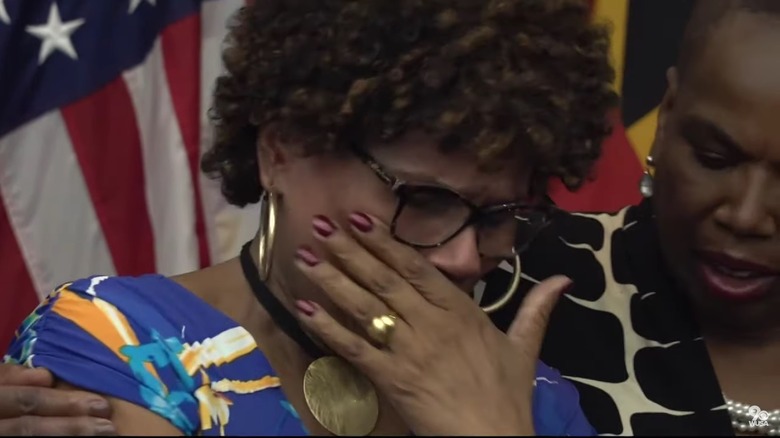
481,253,522,314
258,191,278,281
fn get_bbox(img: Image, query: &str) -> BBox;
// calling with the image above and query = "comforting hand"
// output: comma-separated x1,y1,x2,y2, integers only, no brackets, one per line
293,212,570,436
0,363,115,436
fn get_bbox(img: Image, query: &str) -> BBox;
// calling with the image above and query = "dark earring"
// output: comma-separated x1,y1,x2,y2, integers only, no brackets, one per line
639,155,655,198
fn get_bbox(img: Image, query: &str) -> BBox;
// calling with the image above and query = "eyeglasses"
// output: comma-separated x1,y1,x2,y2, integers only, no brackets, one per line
353,147,558,259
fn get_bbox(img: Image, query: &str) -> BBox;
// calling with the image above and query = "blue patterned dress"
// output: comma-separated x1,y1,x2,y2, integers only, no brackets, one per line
4,275,594,436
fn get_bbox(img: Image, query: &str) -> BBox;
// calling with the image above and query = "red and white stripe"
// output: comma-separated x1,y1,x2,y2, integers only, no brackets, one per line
0,1,253,349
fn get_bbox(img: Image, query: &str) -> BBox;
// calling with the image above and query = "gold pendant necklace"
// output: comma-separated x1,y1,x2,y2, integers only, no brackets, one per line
303,356,379,436
239,238,379,435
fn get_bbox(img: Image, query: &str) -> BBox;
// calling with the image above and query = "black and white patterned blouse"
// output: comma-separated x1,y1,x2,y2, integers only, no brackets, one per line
485,199,734,436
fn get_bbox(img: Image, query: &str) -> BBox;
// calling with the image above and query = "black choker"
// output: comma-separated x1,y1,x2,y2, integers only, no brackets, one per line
239,240,325,359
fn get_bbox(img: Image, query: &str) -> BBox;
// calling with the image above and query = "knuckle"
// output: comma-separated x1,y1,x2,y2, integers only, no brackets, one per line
388,377,417,399
15,416,37,436
367,271,401,296
341,338,367,361
309,316,341,346
351,302,376,324
331,244,355,262
316,269,355,298
331,245,361,272
66,394,89,415
388,363,421,390
402,256,429,281
525,311,549,335
316,266,344,289
14,389,39,416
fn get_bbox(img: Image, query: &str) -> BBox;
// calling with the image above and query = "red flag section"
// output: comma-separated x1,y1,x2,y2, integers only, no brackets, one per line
548,109,643,212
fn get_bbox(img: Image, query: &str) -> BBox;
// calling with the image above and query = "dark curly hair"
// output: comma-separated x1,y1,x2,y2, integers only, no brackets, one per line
202,0,618,207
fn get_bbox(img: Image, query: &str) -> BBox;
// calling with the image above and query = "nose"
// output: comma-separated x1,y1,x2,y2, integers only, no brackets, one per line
423,226,484,289
714,170,777,238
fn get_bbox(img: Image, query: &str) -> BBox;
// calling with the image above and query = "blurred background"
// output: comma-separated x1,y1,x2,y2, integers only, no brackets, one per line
0,0,694,349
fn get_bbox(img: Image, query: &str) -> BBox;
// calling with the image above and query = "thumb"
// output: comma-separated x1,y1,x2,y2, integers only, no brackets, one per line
0,363,54,387
506,275,571,356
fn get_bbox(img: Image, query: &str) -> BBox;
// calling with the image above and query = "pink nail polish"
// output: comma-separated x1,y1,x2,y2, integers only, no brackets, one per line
296,247,320,267
349,212,374,233
313,215,336,238
295,300,317,317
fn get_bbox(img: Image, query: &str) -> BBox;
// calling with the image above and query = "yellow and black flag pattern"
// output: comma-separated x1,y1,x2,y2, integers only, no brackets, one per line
551,0,695,212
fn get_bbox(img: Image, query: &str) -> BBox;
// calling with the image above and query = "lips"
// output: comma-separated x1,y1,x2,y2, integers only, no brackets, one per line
696,251,780,301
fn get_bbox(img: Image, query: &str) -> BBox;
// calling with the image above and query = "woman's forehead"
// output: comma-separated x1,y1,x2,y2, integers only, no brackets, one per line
690,13,780,98
677,14,780,157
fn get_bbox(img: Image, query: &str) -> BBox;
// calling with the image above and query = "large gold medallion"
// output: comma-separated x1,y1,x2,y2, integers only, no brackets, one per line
303,356,379,436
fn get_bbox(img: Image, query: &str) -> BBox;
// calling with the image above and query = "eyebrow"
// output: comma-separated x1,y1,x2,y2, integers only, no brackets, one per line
383,165,464,194
387,167,452,189
385,165,528,205
679,115,748,158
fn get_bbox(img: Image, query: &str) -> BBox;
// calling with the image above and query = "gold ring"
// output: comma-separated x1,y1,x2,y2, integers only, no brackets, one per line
366,314,397,346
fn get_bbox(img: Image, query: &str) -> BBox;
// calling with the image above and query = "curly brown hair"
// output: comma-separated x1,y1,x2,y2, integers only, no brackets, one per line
202,0,618,207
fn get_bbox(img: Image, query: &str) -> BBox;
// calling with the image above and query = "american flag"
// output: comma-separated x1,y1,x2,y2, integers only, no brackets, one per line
0,0,263,349
0,0,646,350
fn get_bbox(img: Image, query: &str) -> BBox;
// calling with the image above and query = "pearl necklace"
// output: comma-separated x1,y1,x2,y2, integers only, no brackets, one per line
724,395,780,436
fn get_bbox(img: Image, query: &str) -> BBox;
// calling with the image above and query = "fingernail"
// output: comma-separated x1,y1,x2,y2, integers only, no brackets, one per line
349,212,374,233
296,247,320,267
94,418,117,436
295,300,317,317
562,280,574,295
313,215,336,238
87,398,111,417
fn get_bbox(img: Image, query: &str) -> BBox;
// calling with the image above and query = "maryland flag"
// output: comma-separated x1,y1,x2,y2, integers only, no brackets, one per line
550,0,696,212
